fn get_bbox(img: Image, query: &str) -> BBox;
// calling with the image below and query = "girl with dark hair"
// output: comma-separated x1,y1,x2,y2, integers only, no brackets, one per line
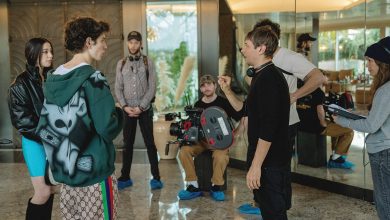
36,17,123,219
8,37,54,220
334,36,390,220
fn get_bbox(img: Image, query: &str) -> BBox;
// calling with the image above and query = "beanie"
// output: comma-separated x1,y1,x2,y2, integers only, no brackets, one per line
365,36,390,64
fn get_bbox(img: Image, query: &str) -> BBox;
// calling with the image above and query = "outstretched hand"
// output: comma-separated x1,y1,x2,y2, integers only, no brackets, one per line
218,75,232,93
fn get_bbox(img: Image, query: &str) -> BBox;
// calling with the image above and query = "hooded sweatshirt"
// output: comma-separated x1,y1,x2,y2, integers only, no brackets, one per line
37,65,123,187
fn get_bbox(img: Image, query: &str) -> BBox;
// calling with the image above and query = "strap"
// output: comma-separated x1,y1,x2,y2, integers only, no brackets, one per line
276,66,294,76
120,55,149,83
120,57,126,72
143,55,149,83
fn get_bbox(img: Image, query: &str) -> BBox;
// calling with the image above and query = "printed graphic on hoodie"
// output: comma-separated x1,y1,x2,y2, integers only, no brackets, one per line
38,88,93,177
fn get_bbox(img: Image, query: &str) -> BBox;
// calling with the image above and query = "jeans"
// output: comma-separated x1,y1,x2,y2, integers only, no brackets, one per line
120,108,160,180
369,148,390,220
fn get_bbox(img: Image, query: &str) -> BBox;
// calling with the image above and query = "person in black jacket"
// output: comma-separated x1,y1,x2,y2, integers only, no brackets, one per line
7,38,54,220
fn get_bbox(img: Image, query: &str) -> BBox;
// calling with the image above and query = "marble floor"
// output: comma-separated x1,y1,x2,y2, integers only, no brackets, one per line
0,149,378,220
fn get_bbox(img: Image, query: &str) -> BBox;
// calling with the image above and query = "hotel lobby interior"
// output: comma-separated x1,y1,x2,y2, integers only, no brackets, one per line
0,0,389,219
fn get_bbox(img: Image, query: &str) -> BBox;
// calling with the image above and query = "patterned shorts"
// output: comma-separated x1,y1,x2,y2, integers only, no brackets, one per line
60,175,118,220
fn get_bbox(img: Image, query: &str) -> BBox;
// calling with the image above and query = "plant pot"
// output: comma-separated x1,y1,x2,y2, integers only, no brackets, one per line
153,115,179,159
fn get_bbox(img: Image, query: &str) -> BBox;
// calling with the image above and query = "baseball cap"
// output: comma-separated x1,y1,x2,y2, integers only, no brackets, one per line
298,33,317,42
127,31,142,41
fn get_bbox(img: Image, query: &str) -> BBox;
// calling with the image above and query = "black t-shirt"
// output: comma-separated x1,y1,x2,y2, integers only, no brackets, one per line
246,63,291,168
194,96,242,121
297,88,325,133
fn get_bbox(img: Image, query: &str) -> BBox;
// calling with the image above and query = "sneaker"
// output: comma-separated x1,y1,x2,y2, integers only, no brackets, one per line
117,177,133,190
238,203,261,215
150,179,163,190
178,185,202,200
210,185,225,201
328,156,355,169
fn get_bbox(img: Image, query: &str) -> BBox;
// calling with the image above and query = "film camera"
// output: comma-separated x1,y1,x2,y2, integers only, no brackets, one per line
164,105,234,155
165,105,204,147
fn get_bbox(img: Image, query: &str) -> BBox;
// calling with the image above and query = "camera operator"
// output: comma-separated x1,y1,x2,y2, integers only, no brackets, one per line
178,74,242,201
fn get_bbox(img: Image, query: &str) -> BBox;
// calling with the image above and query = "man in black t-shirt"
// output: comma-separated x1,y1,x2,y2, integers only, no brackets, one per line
177,75,241,202
219,27,291,219
297,87,355,169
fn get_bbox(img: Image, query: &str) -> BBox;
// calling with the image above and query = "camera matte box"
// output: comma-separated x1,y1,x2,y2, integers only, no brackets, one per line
200,107,234,150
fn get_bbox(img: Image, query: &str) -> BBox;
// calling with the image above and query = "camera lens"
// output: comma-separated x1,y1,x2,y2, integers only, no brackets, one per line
169,122,181,136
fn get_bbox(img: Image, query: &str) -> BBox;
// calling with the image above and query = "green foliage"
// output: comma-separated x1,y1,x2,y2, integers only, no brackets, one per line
319,29,380,62
167,41,189,84
167,41,193,106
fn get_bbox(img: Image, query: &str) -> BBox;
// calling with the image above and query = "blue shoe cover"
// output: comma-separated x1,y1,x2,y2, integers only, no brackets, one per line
178,189,202,200
210,190,225,201
328,160,355,169
150,179,164,190
118,179,133,190
238,203,261,215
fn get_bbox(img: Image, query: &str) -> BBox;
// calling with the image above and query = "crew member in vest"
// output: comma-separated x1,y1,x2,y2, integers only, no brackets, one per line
115,31,163,190
177,74,242,201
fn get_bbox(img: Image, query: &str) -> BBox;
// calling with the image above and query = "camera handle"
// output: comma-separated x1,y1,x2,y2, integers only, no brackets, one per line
165,140,180,155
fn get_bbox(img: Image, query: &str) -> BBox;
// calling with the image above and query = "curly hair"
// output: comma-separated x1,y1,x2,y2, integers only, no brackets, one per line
65,17,110,53
253,19,281,40
369,60,390,110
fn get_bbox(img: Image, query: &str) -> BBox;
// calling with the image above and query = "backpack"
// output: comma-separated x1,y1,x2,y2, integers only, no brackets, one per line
338,91,354,109
120,55,155,103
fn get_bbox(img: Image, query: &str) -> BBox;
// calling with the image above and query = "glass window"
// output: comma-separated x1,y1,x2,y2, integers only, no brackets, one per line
319,28,380,75
146,1,198,114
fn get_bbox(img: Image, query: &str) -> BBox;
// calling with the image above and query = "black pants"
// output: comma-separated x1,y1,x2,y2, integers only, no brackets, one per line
254,166,292,220
120,108,160,180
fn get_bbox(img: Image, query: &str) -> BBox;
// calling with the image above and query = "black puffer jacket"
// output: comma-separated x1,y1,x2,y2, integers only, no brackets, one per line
8,64,47,143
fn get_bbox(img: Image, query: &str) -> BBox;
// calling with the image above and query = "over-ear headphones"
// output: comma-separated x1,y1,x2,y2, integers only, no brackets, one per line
246,66,255,77
246,61,273,77
129,55,141,61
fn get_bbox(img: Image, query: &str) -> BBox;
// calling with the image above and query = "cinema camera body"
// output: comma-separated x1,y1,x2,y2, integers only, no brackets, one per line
164,105,234,155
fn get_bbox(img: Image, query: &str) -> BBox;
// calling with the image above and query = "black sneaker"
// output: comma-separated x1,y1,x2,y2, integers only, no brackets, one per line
186,185,201,192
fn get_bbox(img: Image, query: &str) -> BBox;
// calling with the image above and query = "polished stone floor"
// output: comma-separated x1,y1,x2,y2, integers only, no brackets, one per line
0,149,378,220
